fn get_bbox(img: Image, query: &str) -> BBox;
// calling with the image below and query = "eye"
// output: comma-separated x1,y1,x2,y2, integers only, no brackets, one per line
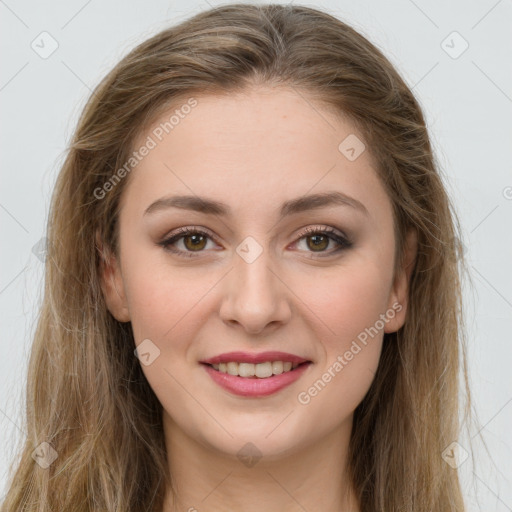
158,225,352,258
292,226,352,257
159,226,218,258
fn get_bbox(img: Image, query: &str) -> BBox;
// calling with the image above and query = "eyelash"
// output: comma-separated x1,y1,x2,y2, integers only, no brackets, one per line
158,225,353,259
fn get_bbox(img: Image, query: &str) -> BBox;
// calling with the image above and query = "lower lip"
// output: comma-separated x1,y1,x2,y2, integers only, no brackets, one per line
202,362,311,397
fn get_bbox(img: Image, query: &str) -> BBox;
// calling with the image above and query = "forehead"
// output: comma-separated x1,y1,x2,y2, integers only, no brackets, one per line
121,86,391,224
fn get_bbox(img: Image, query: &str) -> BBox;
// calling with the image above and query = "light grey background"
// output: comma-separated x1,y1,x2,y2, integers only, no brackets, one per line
1,0,511,509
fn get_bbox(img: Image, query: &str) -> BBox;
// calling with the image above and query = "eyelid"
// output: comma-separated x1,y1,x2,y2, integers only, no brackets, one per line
165,225,217,239
295,225,348,240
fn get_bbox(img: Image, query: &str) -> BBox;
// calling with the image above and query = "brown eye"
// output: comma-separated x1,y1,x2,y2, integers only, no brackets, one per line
306,233,330,252
159,227,216,257
183,233,207,251
294,226,352,257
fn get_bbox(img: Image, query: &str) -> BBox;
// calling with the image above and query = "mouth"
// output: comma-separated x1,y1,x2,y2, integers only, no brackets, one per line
202,360,311,379
201,360,313,397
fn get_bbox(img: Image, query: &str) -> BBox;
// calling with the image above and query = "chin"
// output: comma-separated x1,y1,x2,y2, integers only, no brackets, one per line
196,413,312,462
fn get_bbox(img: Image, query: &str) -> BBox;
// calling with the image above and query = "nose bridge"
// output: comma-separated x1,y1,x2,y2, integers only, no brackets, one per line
219,235,290,332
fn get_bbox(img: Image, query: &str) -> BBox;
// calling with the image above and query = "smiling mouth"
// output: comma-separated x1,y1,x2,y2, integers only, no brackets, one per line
203,360,311,379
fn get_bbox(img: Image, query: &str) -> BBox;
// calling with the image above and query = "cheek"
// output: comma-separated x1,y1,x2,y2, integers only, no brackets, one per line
124,266,208,345
296,256,392,407
118,235,197,343
123,265,210,403
296,338,380,433
309,255,394,349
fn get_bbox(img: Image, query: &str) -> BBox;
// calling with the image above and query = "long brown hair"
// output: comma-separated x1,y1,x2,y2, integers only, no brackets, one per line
1,4,478,511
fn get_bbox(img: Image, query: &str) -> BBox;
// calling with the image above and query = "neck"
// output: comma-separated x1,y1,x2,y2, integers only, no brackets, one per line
160,413,360,512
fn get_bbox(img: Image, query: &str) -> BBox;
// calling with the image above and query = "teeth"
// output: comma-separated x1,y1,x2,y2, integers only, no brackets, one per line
211,361,304,378
227,362,238,376
239,362,255,378
272,361,283,375
255,362,272,378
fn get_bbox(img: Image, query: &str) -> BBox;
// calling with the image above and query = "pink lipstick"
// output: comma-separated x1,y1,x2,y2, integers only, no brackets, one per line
200,351,312,397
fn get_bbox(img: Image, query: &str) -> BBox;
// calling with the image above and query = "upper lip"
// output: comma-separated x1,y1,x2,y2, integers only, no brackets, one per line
200,351,311,365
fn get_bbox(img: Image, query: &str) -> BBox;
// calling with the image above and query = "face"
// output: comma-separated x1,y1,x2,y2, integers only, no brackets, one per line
100,86,416,460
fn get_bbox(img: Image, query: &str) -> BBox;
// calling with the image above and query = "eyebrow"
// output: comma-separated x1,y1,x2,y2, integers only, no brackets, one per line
144,191,369,219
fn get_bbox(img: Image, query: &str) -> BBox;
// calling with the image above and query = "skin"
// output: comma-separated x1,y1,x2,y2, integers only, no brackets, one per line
100,85,417,512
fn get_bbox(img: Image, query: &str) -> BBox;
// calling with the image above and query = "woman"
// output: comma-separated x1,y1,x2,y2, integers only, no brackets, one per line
1,4,475,511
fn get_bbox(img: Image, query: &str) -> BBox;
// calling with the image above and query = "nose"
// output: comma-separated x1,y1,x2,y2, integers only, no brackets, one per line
218,242,292,335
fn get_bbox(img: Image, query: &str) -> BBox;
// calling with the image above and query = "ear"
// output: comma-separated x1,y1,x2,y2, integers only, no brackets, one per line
96,232,131,322
384,228,418,333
